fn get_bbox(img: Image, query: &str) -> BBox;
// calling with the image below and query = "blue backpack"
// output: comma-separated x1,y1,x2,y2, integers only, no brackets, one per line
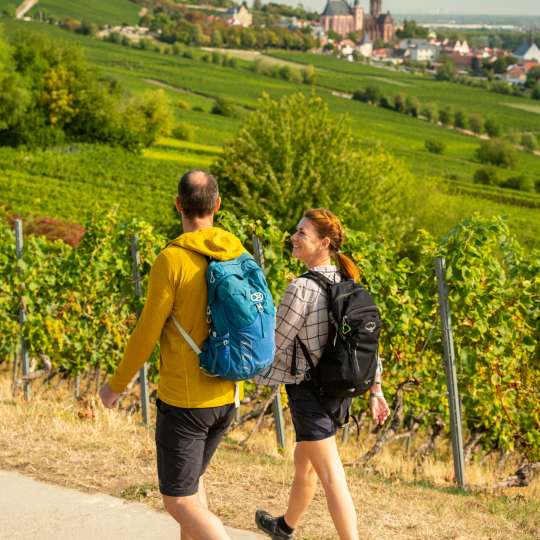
172,252,275,381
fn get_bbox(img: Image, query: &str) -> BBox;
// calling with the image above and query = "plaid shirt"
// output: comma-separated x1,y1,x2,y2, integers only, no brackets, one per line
255,265,382,386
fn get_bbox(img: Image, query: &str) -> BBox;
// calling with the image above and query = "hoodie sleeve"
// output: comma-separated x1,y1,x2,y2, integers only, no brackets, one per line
108,252,175,393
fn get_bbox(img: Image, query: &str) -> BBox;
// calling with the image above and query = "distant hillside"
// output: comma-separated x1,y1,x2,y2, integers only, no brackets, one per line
0,0,141,25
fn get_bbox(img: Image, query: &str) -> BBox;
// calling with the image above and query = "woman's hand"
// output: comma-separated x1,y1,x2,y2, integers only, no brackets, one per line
370,394,390,425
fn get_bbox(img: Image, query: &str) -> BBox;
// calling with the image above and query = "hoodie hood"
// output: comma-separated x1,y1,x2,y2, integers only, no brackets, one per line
168,227,245,261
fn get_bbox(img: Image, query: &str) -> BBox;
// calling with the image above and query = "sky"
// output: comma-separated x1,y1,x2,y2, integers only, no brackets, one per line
293,1,540,16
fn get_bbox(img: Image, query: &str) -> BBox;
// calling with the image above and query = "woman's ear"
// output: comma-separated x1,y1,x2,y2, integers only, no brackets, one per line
321,236,331,250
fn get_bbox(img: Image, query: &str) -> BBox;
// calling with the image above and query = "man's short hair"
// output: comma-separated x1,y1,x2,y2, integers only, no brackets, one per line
178,169,219,218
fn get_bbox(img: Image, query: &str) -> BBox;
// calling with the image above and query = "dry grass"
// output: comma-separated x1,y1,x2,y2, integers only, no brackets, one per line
1,368,539,540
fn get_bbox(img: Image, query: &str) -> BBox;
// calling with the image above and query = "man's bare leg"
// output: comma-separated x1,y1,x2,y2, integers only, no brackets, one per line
163,478,230,540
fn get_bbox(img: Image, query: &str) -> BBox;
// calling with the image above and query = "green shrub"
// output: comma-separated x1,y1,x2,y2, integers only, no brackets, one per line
439,106,453,126
468,113,484,134
521,133,538,152
211,51,222,64
393,94,406,112
405,96,420,117
501,174,535,192
485,118,501,138
301,65,316,85
420,103,438,123
476,140,517,168
172,122,195,142
453,110,468,129
176,99,191,111
211,97,235,117
474,167,500,185
425,139,445,154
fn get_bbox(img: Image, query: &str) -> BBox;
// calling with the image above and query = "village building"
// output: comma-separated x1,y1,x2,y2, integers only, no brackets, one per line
504,65,527,85
320,0,395,42
224,3,252,27
514,41,540,62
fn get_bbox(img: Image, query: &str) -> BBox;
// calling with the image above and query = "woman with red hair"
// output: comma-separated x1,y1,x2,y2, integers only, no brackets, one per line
255,208,390,540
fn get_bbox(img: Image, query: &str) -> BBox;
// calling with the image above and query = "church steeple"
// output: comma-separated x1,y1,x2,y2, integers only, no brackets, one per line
370,0,381,17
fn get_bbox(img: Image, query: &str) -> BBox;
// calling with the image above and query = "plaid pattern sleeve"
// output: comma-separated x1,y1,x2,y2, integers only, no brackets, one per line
253,265,382,386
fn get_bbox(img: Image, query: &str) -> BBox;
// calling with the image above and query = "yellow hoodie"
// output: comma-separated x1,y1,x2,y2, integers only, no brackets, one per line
108,227,246,408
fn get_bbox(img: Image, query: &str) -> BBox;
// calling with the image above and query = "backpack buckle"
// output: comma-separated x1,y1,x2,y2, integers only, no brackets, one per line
251,291,264,303
341,319,352,335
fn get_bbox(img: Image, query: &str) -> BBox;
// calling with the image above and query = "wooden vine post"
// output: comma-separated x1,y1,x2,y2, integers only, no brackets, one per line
14,219,30,400
131,235,150,426
435,256,466,489
252,235,286,450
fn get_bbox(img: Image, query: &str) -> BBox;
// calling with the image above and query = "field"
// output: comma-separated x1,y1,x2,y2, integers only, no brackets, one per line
268,51,540,134
0,19,540,246
0,0,141,25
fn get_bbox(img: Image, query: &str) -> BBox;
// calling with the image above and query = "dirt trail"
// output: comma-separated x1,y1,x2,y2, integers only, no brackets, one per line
16,0,38,19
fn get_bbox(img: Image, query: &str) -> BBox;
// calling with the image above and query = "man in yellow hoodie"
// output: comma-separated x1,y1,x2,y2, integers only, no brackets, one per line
100,169,245,540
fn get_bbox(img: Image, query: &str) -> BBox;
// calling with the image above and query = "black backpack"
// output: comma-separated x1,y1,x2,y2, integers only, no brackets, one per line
291,271,381,400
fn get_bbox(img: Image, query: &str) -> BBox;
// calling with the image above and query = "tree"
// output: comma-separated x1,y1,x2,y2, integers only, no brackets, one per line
526,67,540,89
396,19,429,39
420,103,438,123
0,30,172,151
468,113,484,134
212,93,416,240
405,96,420,117
439,106,453,126
211,30,223,47
532,83,540,101
435,61,456,81
453,110,468,130
0,29,31,133
393,93,406,112
363,85,381,104
476,140,517,169
484,118,501,138
521,133,538,152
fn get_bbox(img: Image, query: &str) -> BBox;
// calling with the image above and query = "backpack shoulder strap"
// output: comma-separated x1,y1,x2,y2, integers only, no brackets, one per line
171,315,202,355
301,270,333,291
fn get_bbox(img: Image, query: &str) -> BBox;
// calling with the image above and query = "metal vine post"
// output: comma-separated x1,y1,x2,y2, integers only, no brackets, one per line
252,235,286,450
435,256,466,489
131,235,150,426
14,219,30,400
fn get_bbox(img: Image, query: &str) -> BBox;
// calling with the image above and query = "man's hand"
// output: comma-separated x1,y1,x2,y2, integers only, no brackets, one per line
370,395,390,425
99,383,121,409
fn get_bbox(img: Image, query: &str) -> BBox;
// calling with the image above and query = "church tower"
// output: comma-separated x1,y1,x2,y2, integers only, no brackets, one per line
353,0,364,32
370,0,381,18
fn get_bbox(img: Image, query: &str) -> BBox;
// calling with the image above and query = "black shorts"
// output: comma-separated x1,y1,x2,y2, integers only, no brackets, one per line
155,399,235,497
286,381,352,443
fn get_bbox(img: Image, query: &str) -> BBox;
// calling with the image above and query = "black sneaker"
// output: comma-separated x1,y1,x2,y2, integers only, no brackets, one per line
255,510,294,540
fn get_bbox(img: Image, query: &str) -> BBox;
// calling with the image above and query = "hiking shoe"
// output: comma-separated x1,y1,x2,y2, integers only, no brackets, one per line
255,510,294,540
